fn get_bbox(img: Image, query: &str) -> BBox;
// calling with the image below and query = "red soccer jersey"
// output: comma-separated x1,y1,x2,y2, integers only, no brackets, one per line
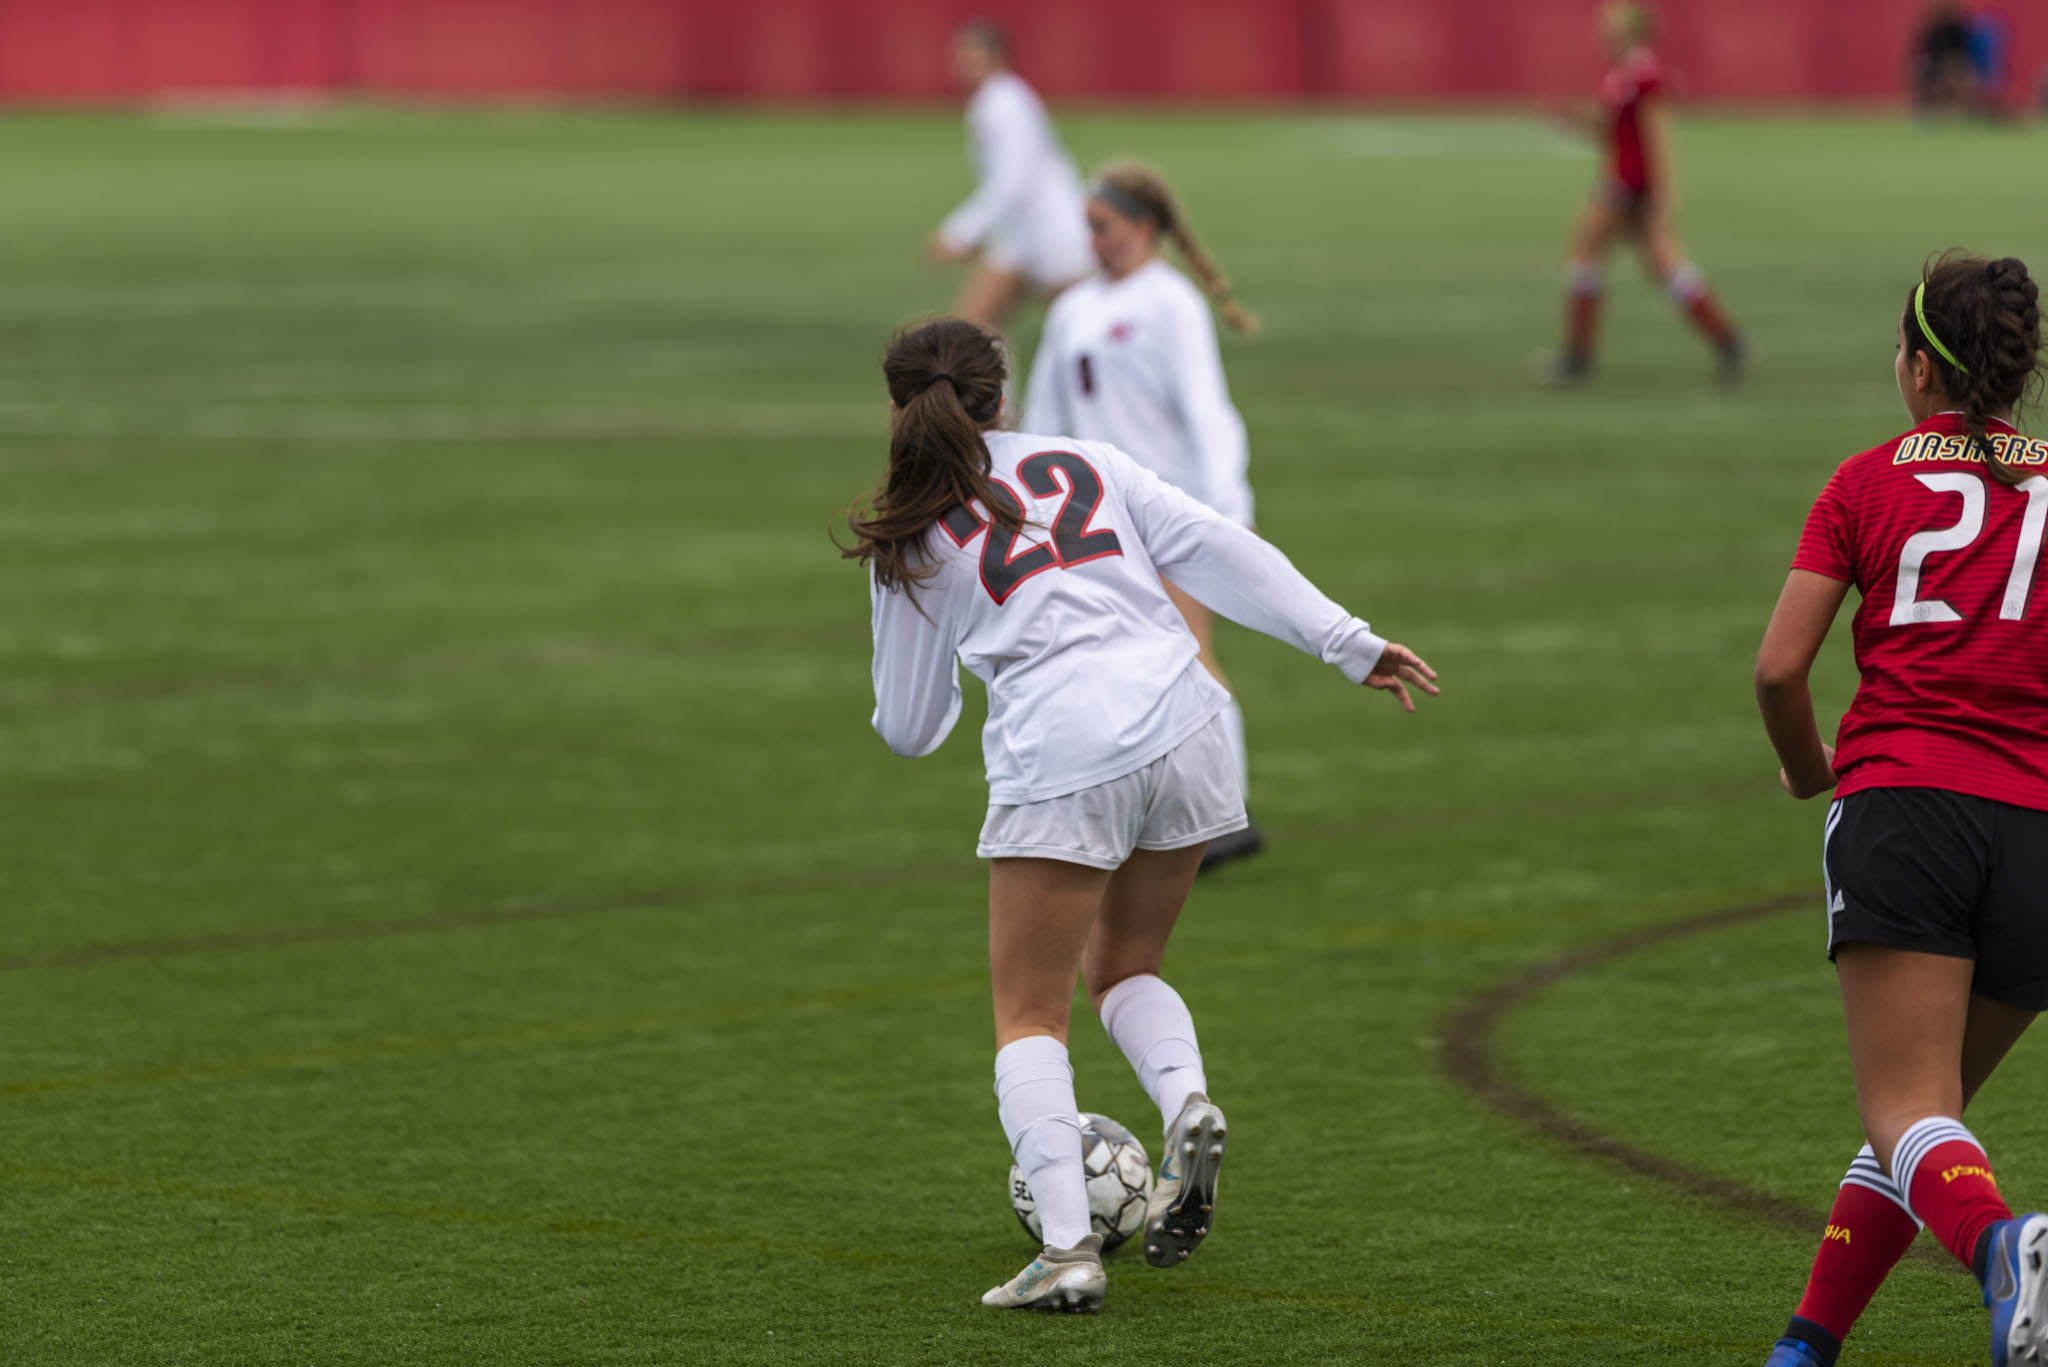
1793,411,2048,810
1601,47,1662,192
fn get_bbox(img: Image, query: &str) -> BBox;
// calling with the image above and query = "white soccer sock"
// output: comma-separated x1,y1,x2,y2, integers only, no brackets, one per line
1842,1142,1924,1227
993,1035,1091,1250
1567,261,1604,298
1098,973,1208,1137
1218,699,1248,795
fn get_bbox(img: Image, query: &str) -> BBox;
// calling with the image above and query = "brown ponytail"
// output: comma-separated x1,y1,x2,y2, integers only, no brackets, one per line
1091,160,1259,335
1905,250,2044,486
841,318,1020,594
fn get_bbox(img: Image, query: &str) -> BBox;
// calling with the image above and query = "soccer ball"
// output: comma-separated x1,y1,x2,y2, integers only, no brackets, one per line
1008,1112,1154,1251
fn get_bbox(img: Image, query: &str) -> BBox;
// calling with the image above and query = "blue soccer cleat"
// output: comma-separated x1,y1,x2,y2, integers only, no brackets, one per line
1763,1338,1829,1366
1986,1213,2048,1364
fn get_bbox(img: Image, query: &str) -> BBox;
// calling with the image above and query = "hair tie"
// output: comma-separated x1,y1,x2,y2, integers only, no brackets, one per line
1915,281,1971,375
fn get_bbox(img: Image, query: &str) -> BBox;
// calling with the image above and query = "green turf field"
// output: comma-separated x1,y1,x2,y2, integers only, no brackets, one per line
3,108,2045,1365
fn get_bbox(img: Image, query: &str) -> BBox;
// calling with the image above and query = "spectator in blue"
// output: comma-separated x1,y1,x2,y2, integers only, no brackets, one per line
1966,6,2011,113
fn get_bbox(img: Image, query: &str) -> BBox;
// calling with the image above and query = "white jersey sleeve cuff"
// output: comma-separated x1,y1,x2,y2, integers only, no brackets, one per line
1322,620,1388,685
873,690,962,758
936,215,978,253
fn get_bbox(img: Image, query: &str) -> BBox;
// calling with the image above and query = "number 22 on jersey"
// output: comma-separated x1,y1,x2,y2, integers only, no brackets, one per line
1892,471,2048,625
939,450,1124,605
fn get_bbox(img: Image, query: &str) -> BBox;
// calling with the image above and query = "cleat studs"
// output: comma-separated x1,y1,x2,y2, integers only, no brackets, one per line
1147,1243,1160,1255
1196,1226,1207,1236
1210,1145,1223,1158
1183,1141,1195,1156
1177,1249,1189,1260
1200,1203,1212,1213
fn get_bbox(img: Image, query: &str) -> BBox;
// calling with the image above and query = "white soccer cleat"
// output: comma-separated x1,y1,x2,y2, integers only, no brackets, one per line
1144,1092,1225,1269
979,1233,1106,1313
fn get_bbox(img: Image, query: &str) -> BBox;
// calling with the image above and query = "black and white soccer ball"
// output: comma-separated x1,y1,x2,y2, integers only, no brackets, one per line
1008,1111,1154,1251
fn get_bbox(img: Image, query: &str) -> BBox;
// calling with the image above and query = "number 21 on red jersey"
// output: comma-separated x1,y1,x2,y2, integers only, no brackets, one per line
1891,472,2048,626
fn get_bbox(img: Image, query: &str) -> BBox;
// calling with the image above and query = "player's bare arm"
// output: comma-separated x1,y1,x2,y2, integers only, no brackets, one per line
1638,99,1678,209
1755,568,1849,799
1543,98,1602,139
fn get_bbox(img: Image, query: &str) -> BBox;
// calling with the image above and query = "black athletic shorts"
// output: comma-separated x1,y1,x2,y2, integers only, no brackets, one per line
1823,787,2048,1010
1597,179,1655,223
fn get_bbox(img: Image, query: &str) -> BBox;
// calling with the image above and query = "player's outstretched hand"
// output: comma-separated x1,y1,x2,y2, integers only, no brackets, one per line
1779,743,1837,800
1364,643,1438,714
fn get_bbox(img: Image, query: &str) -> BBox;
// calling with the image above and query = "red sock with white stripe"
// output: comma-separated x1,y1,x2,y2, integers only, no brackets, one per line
1781,1145,1923,1363
1666,262,1738,350
1895,1116,2011,1275
1564,262,1602,368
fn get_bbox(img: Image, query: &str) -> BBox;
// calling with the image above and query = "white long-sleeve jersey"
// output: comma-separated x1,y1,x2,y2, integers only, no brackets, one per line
870,431,1387,804
938,72,1090,288
1022,259,1253,526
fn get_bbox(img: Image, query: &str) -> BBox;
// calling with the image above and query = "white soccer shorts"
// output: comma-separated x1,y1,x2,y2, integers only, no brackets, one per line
975,713,1247,870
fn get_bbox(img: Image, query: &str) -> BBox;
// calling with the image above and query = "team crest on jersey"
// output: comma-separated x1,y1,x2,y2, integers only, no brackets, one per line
1893,431,2048,468
1108,321,1135,343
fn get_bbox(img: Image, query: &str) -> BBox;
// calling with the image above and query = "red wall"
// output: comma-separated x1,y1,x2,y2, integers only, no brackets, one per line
0,0,2033,105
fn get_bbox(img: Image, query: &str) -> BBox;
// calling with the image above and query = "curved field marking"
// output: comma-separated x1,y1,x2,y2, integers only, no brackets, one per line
1439,889,1952,1269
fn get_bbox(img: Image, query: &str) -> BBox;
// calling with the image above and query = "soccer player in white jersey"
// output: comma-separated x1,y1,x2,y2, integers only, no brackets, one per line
926,23,1093,331
1022,161,1267,870
845,318,1436,1312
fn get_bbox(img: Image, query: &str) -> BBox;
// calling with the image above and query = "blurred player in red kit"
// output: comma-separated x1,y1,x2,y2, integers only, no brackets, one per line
1754,252,2048,1367
1534,3,1744,385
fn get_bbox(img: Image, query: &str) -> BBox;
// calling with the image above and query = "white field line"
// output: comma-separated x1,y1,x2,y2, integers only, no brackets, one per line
1258,387,1905,430
0,401,884,444
0,262,901,320
1303,117,1595,161
0,389,1906,446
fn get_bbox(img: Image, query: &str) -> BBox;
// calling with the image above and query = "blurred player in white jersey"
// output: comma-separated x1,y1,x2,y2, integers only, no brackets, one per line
845,318,1436,1312
1022,162,1266,870
926,23,1093,330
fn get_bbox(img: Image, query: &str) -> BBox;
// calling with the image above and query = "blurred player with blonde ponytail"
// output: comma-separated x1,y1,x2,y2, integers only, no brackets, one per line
1022,162,1267,871
1534,2,1745,385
